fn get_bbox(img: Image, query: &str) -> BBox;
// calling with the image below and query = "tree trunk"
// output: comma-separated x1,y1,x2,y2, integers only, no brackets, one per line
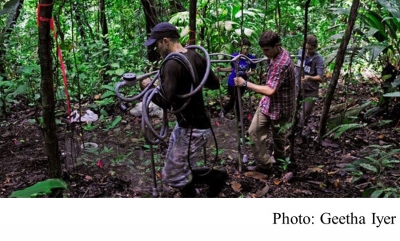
72,2,86,41
290,0,310,162
38,0,62,178
168,0,185,14
99,0,108,46
0,0,25,114
72,1,94,40
188,0,197,45
261,0,269,33
0,0,24,79
200,0,209,44
141,0,160,62
99,0,111,83
275,0,281,34
318,0,360,137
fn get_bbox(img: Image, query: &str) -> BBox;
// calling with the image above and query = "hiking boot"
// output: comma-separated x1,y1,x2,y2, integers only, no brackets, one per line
251,156,276,175
287,163,299,174
179,182,196,198
192,168,228,198
207,169,228,198
254,164,274,175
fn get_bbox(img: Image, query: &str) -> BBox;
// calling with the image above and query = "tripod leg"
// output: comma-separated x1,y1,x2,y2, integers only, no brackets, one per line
149,144,159,197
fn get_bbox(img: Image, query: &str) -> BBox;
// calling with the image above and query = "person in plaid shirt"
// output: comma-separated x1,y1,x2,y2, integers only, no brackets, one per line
234,30,295,172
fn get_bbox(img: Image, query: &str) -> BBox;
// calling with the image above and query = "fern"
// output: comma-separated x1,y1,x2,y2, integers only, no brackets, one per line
383,91,400,97
343,144,400,198
324,123,367,139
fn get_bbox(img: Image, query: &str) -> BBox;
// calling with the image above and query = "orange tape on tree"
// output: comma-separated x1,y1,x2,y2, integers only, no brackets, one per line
37,3,72,121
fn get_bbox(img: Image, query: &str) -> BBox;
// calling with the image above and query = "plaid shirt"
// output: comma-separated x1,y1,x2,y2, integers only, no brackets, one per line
259,47,295,120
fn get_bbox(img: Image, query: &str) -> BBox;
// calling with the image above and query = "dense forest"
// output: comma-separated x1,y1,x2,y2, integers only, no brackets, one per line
0,0,399,198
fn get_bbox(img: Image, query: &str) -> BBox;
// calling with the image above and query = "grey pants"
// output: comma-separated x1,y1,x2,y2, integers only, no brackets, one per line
162,124,211,188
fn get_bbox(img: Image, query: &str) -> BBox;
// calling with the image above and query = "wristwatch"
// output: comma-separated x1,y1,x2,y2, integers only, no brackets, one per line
242,80,248,87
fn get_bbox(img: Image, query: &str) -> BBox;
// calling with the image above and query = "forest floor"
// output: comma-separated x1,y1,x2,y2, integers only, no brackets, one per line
1,76,400,198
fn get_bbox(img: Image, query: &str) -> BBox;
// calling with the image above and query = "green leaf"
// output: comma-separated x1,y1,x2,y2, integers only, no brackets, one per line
364,156,379,164
383,92,400,97
115,69,125,76
362,187,377,197
10,179,67,198
368,144,392,149
382,159,400,166
11,84,28,97
363,11,388,41
378,0,400,19
101,90,115,99
108,115,122,129
370,189,384,198
359,163,378,173
383,192,393,198
343,164,359,172
101,84,116,91
324,123,366,139
0,0,19,14
111,63,120,68
329,7,350,15
392,76,400,88
0,0,19,30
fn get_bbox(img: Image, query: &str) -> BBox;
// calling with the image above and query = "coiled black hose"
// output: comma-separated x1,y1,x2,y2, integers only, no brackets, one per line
115,45,212,144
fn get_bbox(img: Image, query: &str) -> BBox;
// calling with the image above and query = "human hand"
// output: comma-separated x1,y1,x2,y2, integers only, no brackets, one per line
140,77,151,90
234,77,245,86
246,70,253,76
262,72,267,79
301,75,311,83
215,66,221,72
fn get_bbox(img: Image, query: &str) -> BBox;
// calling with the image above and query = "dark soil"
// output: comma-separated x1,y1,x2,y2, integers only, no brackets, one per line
1,79,400,198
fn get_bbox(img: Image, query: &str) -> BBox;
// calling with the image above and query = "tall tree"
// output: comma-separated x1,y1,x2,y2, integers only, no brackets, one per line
0,0,24,114
38,0,62,178
199,0,209,43
99,0,108,47
318,0,360,137
168,0,185,14
99,0,110,83
290,0,310,162
188,0,197,45
275,0,281,34
141,0,159,62
0,0,24,76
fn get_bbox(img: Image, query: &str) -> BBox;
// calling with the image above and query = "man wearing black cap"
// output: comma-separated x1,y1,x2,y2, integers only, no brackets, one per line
141,22,227,197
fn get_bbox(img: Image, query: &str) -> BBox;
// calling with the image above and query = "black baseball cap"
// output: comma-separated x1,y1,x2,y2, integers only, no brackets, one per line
143,22,180,47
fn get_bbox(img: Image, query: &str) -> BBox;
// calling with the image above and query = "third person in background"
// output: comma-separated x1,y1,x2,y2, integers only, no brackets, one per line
216,38,257,124
295,35,325,140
